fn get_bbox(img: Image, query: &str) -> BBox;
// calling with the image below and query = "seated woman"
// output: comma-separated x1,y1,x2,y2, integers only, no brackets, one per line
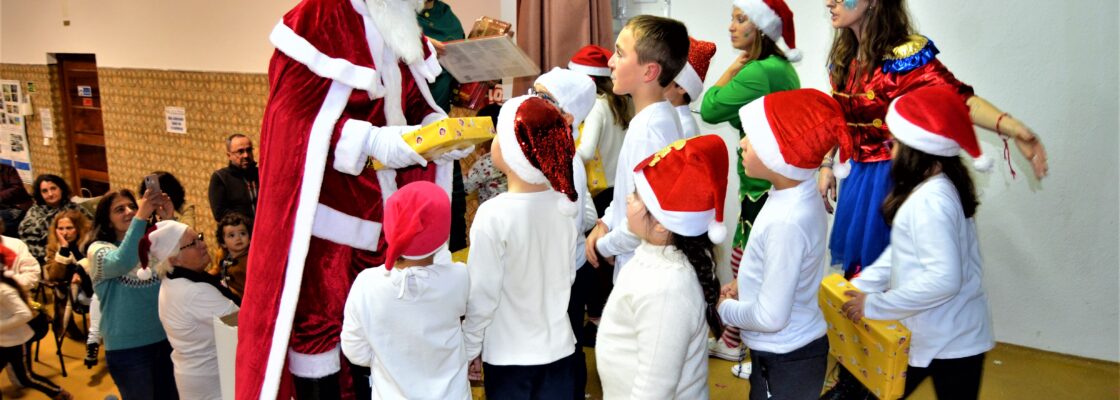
152,220,240,400
19,174,93,265
43,210,95,336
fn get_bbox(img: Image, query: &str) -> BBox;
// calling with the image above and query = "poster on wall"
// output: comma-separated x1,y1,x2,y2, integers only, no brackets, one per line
0,80,35,183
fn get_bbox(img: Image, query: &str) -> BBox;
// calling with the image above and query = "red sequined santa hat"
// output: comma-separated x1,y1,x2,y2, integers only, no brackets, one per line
738,88,850,181
675,37,717,101
382,181,450,270
632,135,730,243
496,95,579,215
886,86,993,171
568,45,612,77
733,0,801,62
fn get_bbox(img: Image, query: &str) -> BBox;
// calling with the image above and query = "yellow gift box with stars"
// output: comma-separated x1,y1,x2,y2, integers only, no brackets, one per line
819,273,911,400
368,117,495,170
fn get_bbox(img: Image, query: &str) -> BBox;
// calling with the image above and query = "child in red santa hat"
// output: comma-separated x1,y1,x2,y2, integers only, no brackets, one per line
596,134,727,399
842,86,995,400
340,180,470,400
462,95,581,398
718,88,850,399
669,37,717,138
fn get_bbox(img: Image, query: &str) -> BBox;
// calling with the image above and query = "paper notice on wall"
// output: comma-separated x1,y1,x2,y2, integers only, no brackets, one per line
165,106,187,134
40,108,54,138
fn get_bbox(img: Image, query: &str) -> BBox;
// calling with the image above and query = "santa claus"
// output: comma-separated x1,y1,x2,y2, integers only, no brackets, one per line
235,0,469,398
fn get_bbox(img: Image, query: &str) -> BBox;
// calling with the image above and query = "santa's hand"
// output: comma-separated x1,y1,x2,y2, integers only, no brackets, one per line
368,126,427,169
437,146,476,163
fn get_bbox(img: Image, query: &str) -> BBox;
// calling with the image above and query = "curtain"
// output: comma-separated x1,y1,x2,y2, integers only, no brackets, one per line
514,0,614,94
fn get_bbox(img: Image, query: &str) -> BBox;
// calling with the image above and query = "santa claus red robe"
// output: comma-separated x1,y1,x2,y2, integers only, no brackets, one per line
236,0,450,398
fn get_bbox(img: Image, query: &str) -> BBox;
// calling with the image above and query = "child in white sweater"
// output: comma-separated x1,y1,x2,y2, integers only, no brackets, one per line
463,95,580,399
596,134,728,399
718,89,849,399
341,181,470,400
843,86,995,400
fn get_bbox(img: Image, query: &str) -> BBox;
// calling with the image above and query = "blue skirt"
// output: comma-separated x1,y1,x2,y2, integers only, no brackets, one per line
829,160,893,276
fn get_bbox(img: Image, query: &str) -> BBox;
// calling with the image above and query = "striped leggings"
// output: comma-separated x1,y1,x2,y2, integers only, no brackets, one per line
0,343,63,397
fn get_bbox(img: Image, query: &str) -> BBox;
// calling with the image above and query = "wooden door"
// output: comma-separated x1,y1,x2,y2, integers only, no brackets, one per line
56,54,110,196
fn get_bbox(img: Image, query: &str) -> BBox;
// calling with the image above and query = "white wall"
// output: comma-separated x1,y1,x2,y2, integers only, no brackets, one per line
446,0,501,36
672,1,1119,362
2,0,299,72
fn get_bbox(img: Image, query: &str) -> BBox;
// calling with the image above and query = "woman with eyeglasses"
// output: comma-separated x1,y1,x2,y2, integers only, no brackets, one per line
87,189,181,399
151,220,240,400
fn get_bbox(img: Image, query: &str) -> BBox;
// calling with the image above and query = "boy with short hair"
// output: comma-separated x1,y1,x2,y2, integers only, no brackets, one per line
586,15,691,275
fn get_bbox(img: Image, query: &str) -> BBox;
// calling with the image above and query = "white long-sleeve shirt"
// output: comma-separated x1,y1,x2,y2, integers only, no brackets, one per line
676,105,700,138
597,243,709,399
851,174,994,368
3,236,40,291
463,190,577,366
341,262,471,400
577,97,627,187
597,101,685,274
719,179,827,354
158,275,239,387
0,282,33,347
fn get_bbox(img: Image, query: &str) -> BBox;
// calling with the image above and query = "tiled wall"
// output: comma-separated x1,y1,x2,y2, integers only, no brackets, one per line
1,63,268,252
1,63,482,252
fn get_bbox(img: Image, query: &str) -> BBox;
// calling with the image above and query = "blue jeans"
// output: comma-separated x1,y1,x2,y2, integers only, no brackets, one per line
105,340,179,400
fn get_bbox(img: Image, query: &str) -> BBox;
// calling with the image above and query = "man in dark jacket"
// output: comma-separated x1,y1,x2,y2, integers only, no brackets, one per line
209,134,258,224
0,164,31,234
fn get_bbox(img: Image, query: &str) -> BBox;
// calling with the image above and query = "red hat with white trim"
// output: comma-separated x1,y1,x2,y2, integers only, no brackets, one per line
568,45,613,77
632,135,730,243
733,0,801,62
383,181,450,271
675,37,718,101
738,88,850,181
886,86,993,171
497,95,579,215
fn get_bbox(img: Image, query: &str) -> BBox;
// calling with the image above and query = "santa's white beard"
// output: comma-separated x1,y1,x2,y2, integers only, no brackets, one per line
366,0,426,65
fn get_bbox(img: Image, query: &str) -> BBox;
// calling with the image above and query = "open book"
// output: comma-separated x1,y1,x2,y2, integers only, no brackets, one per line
439,35,540,83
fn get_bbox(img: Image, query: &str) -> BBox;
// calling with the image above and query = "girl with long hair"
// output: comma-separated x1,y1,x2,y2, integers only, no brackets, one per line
596,136,726,399
843,87,995,400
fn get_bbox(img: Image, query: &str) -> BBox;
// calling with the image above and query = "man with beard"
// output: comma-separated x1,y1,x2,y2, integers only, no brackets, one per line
208,133,259,224
235,0,469,398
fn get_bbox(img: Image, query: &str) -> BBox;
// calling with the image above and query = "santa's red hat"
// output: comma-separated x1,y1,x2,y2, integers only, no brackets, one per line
886,86,993,171
497,95,579,215
632,135,729,243
382,181,450,271
568,45,612,77
675,37,717,101
733,0,801,62
739,88,850,181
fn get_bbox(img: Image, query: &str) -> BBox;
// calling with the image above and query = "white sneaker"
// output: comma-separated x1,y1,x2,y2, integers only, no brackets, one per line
707,337,743,361
731,361,752,380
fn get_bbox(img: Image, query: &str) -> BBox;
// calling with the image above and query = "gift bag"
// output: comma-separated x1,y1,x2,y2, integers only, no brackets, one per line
819,274,910,400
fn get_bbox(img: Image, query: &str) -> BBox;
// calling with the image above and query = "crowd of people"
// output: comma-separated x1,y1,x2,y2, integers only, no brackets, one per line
0,0,1050,399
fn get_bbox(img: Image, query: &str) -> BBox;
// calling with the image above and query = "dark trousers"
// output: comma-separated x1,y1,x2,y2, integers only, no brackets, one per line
105,340,179,400
902,353,986,400
0,343,62,398
450,160,468,252
483,351,576,400
749,336,829,400
567,266,596,399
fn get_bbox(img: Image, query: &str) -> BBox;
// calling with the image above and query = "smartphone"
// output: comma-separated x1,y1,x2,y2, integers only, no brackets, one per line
144,174,162,195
